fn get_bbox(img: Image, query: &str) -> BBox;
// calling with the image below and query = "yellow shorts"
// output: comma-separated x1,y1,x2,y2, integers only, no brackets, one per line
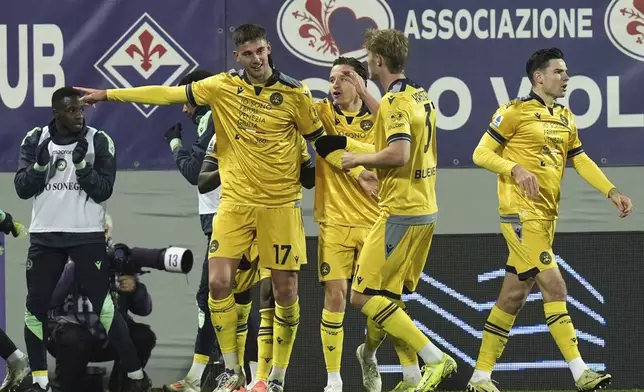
209,202,307,271
259,267,272,281
318,223,370,282
501,219,557,281
352,213,436,299
232,241,260,294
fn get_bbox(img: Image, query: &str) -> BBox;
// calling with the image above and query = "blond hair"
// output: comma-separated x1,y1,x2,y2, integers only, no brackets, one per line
363,28,409,74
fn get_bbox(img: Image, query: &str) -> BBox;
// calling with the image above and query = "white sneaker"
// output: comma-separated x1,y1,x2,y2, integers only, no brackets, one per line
0,355,30,392
356,344,382,392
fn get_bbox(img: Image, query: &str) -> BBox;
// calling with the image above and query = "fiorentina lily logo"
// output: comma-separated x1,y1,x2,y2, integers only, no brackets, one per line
94,13,198,117
277,0,395,67
605,0,644,62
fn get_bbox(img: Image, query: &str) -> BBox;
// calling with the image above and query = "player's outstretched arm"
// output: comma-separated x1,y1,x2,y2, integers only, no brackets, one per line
569,152,632,217
75,85,188,106
197,155,220,194
0,209,22,238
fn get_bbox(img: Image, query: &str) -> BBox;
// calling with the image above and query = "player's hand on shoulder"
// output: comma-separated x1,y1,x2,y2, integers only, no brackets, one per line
74,87,107,105
358,169,379,199
511,164,539,200
608,188,633,218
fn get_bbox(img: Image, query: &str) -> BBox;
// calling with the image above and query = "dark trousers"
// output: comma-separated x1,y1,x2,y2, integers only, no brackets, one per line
25,243,142,373
0,328,17,360
48,321,156,392
194,234,219,358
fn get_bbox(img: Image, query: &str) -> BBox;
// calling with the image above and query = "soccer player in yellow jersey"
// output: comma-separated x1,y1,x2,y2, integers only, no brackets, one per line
78,24,375,392
75,24,376,392
341,29,457,392
198,133,314,392
313,57,423,392
467,48,633,392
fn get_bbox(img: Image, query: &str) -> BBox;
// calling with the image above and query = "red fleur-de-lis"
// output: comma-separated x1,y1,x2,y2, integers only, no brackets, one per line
125,30,167,71
292,0,338,56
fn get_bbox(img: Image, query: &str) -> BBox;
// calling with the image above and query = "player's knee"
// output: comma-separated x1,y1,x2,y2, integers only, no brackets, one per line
324,281,347,312
497,289,529,314
259,279,275,309
349,290,368,309
271,271,298,304
541,279,567,302
209,275,232,298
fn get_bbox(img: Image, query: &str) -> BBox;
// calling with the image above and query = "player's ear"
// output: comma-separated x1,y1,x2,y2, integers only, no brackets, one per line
267,42,272,54
233,50,240,64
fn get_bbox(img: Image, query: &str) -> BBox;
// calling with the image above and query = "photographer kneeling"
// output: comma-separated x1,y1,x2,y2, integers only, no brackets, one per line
46,215,193,392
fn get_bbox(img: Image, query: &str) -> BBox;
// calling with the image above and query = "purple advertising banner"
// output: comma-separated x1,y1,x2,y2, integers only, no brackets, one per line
1,0,643,171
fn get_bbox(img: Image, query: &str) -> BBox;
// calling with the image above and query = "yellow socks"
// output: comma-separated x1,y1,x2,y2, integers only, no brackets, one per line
269,298,300,384
361,296,429,353
475,305,516,372
256,308,274,382
545,301,580,362
208,294,239,370
236,301,252,367
320,309,345,373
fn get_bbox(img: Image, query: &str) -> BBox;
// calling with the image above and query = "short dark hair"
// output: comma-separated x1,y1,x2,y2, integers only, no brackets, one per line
51,87,80,107
232,24,267,47
178,69,214,86
332,57,368,86
363,29,408,74
526,48,565,85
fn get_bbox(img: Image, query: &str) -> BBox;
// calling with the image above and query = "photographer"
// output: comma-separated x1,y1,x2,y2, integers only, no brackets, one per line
14,87,149,392
47,215,156,392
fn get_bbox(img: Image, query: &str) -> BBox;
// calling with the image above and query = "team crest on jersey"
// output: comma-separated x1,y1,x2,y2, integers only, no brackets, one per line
94,13,199,118
605,0,644,62
360,119,374,131
320,262,331,276
55,158,67,172
270,92,284,106
209,239,219,253
277,0,394,67
539,251,553,265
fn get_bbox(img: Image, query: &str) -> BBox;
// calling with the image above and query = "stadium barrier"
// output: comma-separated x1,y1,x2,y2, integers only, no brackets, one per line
290,232,644,390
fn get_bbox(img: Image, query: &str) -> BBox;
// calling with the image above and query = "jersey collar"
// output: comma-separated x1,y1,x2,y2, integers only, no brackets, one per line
332,102,370,118
240,68,280,88
528,90,555,108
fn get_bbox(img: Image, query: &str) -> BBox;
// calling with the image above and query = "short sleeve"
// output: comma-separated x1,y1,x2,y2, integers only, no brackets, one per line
295,83,324,140
315,99,335,135
186,74,225,107
486,104,519,144
383,95,412,144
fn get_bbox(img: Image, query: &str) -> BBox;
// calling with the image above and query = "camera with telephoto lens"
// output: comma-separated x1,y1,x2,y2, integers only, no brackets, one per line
106,239,194,275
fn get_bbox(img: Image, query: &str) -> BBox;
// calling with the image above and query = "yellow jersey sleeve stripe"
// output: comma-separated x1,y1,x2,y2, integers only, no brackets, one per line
303,127,324,142
186,84,197,107
387,133,411,144
567,146,584,158
486,126,507,144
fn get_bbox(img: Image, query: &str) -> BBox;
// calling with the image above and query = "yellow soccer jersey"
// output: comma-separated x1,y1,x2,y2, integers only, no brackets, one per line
314,98,379,227
206,135,311,169
374,78,438,216
486,91,582,220
187,69,323,207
